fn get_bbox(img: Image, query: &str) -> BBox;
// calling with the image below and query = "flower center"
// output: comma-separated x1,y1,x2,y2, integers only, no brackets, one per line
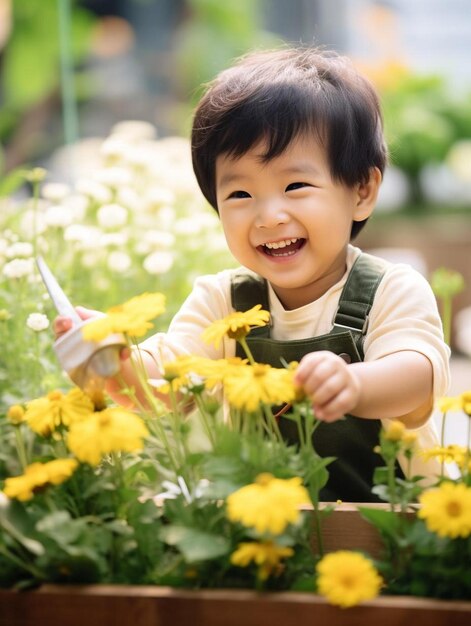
446,500,462,517
47,390,63,402
256,472,273,486
341,574,356,589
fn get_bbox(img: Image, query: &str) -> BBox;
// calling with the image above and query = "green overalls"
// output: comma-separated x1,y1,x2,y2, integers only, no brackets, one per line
231,252,402,502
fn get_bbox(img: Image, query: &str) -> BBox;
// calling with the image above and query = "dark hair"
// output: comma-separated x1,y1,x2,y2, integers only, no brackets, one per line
191,47,388,239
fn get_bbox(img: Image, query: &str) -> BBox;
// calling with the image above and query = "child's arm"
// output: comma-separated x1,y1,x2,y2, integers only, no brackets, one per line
294,350,433,427
53,309,167,409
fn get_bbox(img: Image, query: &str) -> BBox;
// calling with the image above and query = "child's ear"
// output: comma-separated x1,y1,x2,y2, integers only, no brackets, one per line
353,167,382,221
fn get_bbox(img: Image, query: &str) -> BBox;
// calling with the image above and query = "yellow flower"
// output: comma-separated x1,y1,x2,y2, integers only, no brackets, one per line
383,420,406,442
67,407,149,465
3,459,78,501
438,395,465,413
7,405,25,425
226,473,310,535
223,363,296,412
316,551,383,608
418,482,471,539
201,305,270,348
82,292,166,341
420,445,467,464
438,392,471,416
25,389,94,436
231,541,294,580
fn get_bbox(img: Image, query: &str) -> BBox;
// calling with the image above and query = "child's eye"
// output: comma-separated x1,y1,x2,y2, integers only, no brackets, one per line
286,182,310,191
228,190,251,199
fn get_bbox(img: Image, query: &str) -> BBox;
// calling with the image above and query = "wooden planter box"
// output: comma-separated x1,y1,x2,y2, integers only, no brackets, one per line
0,505,470,626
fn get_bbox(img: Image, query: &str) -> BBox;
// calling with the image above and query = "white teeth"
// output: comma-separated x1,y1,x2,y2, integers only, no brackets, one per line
264,238,298,249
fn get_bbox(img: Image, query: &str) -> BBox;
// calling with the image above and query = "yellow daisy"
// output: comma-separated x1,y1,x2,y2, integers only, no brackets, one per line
316,551,383,608
82,292,166,341
437,391,471,415
201,305,270,348
3,459,78,501
223,362,296,412
6,404,25,425
382,420,406,442
231,541,294,580
418,482,471,539
25,389,94,436
420,444,467,465
67,407,149,465
226,473,310,535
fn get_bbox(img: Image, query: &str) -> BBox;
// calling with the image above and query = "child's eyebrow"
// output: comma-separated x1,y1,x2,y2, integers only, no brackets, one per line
278,163,322,177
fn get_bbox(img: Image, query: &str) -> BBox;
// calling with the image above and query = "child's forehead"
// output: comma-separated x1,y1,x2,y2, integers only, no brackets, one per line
218,134,328,166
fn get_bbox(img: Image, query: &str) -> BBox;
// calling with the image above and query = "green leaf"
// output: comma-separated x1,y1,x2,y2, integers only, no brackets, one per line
0,496,45,556
358,506,402,539
160,525,230,563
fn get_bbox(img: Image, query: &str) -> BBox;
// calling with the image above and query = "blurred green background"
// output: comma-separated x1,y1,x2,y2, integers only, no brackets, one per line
3,0,470,310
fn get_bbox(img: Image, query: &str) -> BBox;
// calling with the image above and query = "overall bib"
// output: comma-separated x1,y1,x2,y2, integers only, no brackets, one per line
231,253,402,502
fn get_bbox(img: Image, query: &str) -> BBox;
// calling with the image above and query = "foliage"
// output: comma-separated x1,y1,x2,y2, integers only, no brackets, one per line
0,123,236,409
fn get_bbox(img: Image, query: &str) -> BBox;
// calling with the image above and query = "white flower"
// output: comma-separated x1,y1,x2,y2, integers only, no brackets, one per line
75,179,113,204
64,224,103,249
110,120,157,142
174,217,204,236
94,167,132,188
63,194,89,221
2,258,35,279
97,203,128,229
44,205,74,228
143,230,175,248
41,182,71,202
107,250,132,272
156,205,176,223
6,242,34,258
144,187,176,210
99,232,129,247
19,210,48,237
143,250,174,275
116,187,142,211
100,136,132,161
26,312,50,332
80,251,102,268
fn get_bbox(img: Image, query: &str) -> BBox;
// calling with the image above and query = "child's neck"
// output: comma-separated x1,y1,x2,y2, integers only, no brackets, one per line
270,263,348,310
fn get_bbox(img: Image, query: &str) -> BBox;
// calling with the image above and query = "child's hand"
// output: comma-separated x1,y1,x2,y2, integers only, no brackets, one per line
53,306,99,339
53,307,130,361
294,351,361,422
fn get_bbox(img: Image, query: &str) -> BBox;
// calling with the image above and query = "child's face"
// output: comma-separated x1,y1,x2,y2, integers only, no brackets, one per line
216,135,376,310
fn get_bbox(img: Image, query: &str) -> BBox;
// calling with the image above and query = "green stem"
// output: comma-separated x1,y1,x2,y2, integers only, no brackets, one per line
57,0,79,150
237,336,255,365
14,427,29,471
440,411,447,478
387,456,397,512
313,500,324,557
441,296,452,347
0,545,44,580
194,394,216,447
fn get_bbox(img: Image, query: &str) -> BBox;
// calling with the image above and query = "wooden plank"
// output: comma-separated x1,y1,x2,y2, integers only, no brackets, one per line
1,585,470,626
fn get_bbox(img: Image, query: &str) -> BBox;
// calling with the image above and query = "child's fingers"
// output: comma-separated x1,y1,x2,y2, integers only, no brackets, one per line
53,307,102,339
120,347,131,361
76,305,101,320
53,316,73,338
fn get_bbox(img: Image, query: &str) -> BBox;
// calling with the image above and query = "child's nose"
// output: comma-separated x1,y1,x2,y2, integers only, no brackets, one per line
254,198,289,228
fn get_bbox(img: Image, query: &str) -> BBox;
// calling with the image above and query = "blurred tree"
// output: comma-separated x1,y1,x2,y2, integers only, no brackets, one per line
0,0,95,172
169,0,280,133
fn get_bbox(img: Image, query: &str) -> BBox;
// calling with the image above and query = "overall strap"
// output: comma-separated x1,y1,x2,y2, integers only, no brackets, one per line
231,269,271,337
332,252,388,358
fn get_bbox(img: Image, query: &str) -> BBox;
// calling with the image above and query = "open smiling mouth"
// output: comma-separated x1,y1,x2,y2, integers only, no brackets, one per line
258,238,306,257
